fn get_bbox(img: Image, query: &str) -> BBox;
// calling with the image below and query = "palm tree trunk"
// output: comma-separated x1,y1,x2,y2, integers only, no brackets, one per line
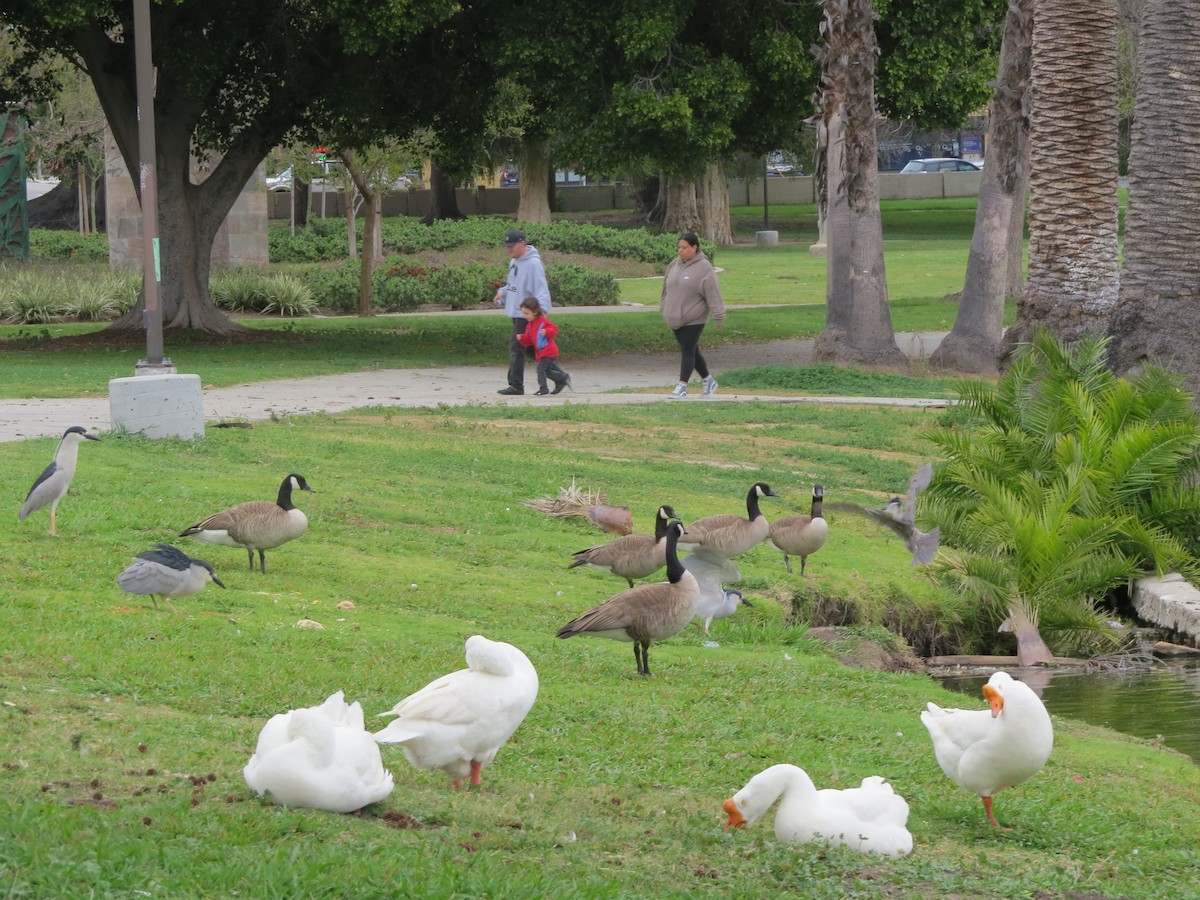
933,0,1032,375
1007,0,1120,352
1108,0,1200,400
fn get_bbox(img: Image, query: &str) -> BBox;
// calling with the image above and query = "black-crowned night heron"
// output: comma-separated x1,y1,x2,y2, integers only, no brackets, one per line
116,543,225,611
682,546,750,635
830,463,941,566
179,473,315,574
19,425,100,536
768,484,829,575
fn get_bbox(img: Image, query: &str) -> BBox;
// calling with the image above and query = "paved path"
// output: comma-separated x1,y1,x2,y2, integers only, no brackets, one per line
0,331,951,443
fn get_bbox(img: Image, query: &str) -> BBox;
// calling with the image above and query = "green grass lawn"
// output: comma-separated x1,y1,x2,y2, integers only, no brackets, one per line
1,401,1197,898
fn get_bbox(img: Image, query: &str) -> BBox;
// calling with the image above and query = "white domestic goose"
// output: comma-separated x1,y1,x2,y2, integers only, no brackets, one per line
724,763,913,857
920,670,1053,828
243,691,394,813
374,635,539,788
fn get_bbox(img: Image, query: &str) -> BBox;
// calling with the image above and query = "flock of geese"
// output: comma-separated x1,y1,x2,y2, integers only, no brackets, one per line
16,427,1055,855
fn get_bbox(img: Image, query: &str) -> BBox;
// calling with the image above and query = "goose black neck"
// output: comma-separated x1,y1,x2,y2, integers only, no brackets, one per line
276,478,297,510
746,486,763,521
654,508,674,540
811,497,824,520
665,525,685,583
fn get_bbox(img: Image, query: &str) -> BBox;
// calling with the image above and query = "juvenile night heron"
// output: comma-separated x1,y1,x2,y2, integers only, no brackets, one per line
19,426,101,536
180,473,315,574
116,543,225,612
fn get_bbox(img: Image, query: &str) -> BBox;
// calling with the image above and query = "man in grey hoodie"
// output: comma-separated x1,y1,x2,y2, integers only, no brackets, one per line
493,229,552,395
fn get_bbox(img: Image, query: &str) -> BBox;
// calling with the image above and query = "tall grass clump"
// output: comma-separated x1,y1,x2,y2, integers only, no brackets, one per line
925,329,1200,657
62,270,140,321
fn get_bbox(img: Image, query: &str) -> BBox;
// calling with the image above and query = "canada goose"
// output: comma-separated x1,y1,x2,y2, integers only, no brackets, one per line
116,543,225,612
19,426,101,536
567,504,679,587
682,546,750,635
829,464,940,566
374,635,539,788
680,482,778,559
180,473,315,573
724,764,913,857
244,691,394,813
556,520,699,676
920,671,1053,828
768,484,829,575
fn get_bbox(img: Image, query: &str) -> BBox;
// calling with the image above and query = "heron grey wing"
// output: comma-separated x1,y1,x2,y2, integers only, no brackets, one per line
904,463,933,523
117,559,185,595
863,507,911,540
908,527,941,566
23,461,58,504
136,544,192,571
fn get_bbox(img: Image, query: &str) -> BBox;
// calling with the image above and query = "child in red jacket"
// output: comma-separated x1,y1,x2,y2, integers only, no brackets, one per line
517,297,572,395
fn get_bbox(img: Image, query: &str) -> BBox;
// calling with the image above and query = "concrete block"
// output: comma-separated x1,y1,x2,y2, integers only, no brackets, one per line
756,230,780,246
109,373,205,440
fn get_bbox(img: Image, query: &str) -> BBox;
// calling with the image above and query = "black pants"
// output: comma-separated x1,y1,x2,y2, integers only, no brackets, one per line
507,317,533,391
536,356,569,391
672,323,710,382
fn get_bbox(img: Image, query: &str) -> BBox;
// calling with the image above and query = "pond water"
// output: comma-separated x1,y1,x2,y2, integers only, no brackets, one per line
935,656,1200,765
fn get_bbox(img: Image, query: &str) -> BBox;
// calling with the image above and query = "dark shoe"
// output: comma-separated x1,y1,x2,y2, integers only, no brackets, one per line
497,387,523,395
552,373,572,394
534,388,550,396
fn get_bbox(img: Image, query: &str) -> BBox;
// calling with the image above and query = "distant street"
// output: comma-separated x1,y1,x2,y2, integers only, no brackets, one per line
24,178,59,200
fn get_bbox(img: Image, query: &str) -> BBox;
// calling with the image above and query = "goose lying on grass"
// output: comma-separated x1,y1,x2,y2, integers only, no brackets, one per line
374,635,539,788
724,763,913,857
920,670,1053,828
557,521,699,676
244,691,393,813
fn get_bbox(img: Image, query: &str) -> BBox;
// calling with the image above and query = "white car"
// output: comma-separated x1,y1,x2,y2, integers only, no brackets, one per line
899,158,981,174
266,167,293,191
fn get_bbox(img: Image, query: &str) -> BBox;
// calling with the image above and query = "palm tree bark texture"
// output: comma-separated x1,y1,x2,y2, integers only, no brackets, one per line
812,0,905,368
1108,0,1200,402
1007,0,1120,352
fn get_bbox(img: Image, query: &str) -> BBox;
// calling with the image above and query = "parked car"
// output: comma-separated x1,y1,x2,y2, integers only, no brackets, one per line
500,167,519,187
266,167,293,191
899,158,981,174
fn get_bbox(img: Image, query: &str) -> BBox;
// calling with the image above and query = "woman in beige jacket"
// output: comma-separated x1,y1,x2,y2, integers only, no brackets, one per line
660,231,726,399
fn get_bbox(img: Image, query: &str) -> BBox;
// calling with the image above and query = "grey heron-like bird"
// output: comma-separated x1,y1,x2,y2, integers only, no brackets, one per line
180,473,314,574
116,543,226,612
19,426,101,536
830,463,940,566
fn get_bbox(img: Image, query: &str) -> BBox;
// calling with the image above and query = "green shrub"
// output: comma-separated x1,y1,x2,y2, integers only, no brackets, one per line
62,271,139,321
374,259,435,312
546,263,619,306
28,230,109,261
211,268,270,312
262,273,318,316
2,272,63,323
427,264,493,310
300,261,359,313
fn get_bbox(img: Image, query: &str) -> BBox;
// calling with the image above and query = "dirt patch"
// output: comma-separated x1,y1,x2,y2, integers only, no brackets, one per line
806,626,927,674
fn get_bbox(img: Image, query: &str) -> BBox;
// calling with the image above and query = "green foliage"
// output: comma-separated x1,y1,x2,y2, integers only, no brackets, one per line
27,229,108,261
211,268,318,316
926,329,1200,655
61,270,139,321
545,263,618,306
721,363,961,399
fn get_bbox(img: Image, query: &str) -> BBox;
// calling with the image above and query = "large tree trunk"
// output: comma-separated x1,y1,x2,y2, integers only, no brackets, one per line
696,161,733,244
75,17,255,334
663,176,702,235
1108,0,1200,398
423,162,466,223
516,137,552,224
1006,0,1120,353
933,0,1033,375
812,0,904,368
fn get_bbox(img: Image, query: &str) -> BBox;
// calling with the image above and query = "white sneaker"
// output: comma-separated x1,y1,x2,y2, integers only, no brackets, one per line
668,383,688,399
702,375,719,397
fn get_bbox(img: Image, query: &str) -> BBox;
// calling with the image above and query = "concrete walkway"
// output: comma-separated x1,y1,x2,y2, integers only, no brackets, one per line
0,330,951,444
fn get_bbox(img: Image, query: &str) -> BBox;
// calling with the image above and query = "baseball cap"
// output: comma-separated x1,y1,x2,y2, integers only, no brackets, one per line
503,229,526,246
